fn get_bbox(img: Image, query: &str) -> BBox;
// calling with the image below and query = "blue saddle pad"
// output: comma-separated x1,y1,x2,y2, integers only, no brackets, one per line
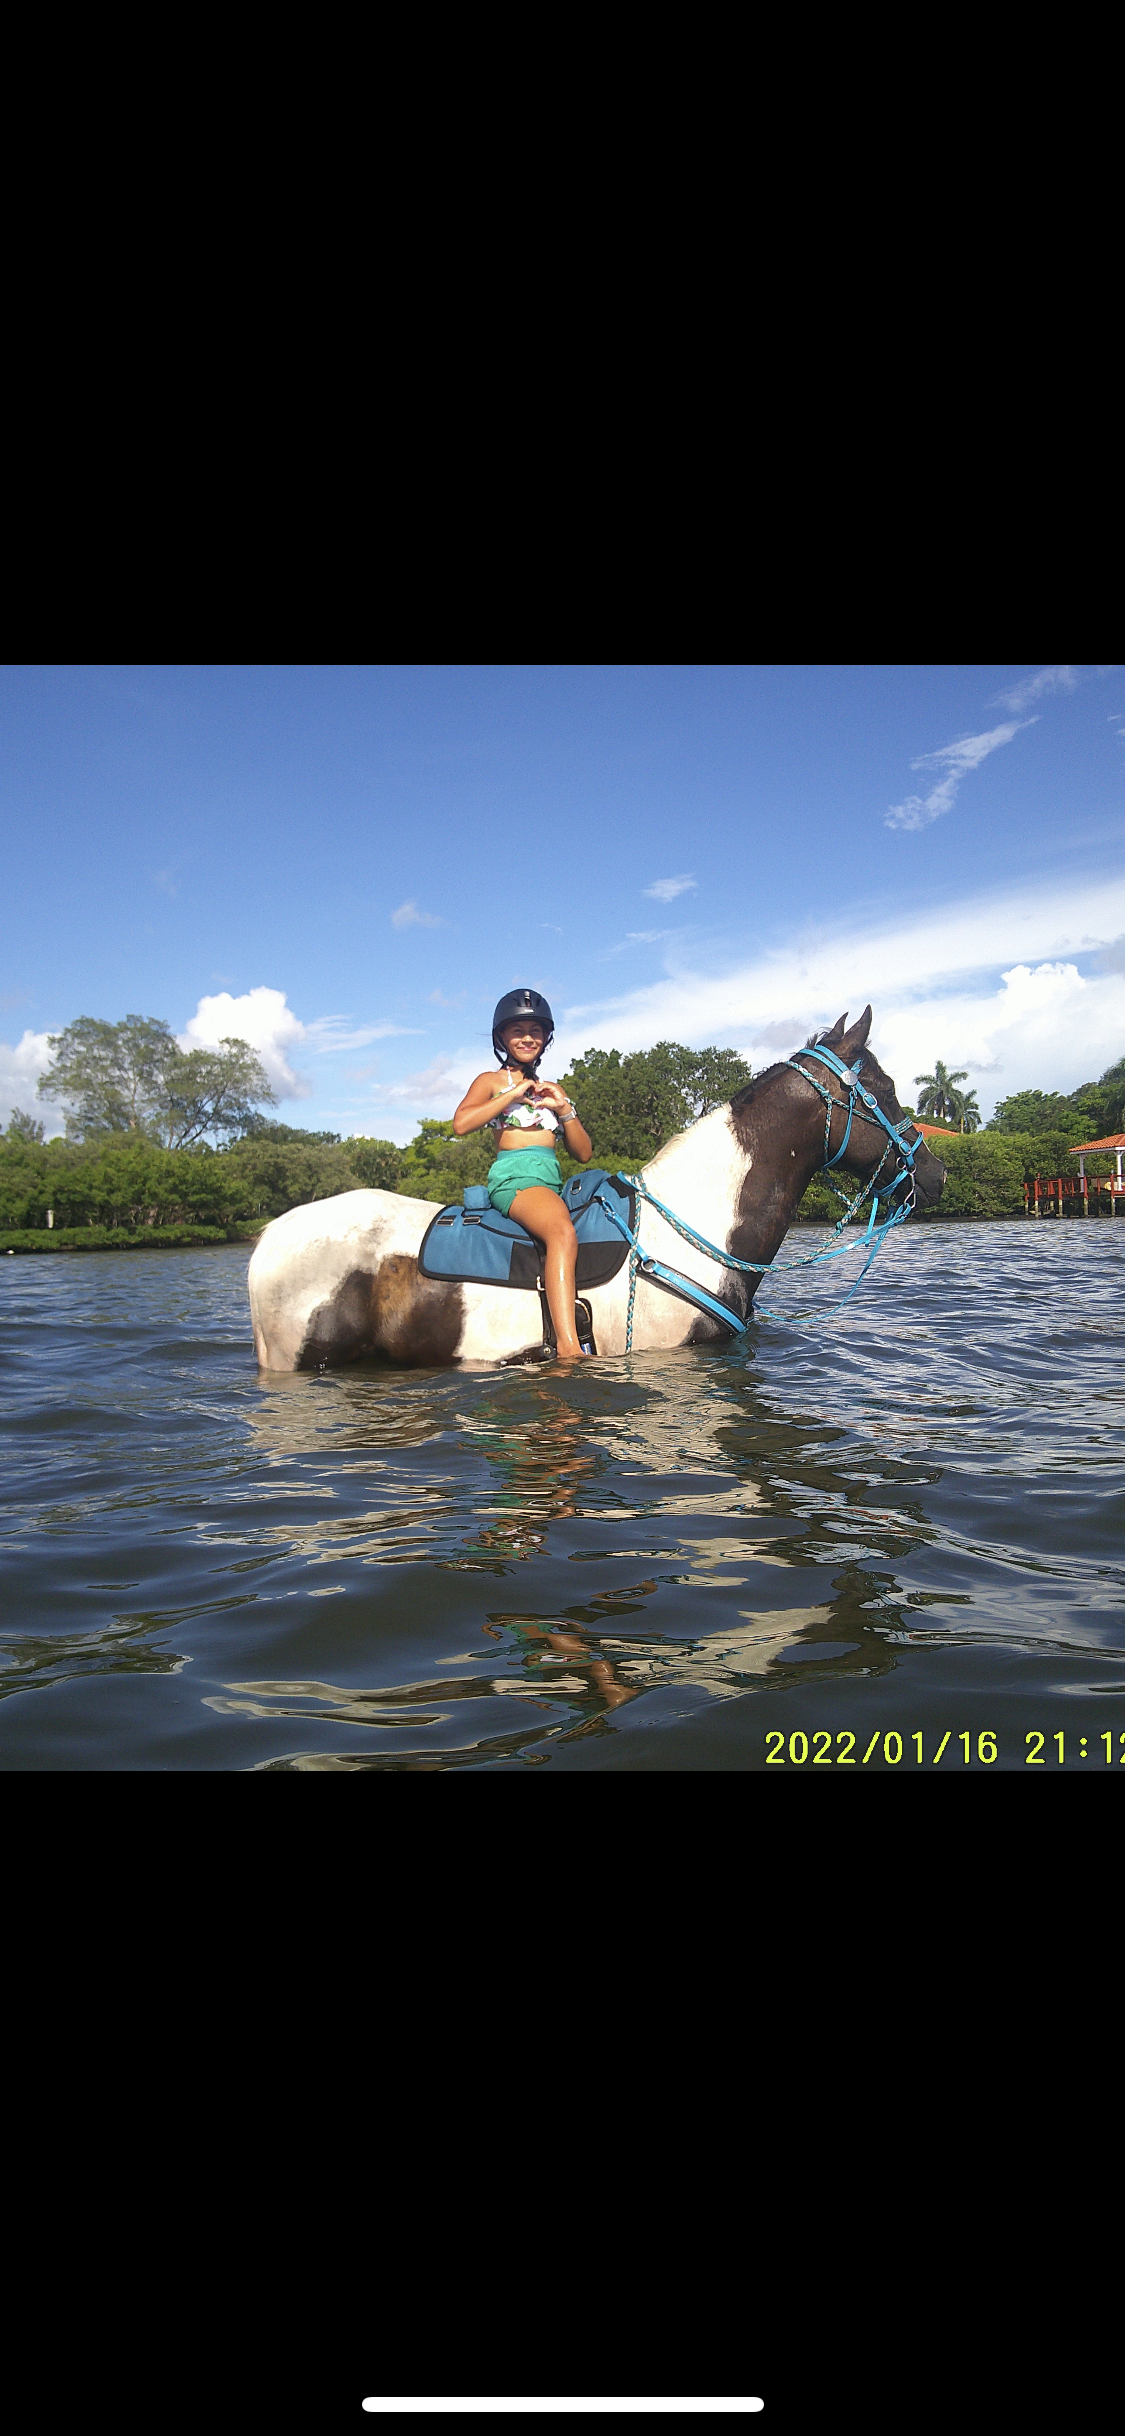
418,1169,635,1291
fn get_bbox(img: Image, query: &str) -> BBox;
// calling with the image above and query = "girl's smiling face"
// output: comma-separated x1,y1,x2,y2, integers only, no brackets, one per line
502,1020,546,1068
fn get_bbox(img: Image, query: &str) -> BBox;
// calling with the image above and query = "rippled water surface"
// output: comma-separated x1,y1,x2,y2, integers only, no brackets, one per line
2,1223,1123,1771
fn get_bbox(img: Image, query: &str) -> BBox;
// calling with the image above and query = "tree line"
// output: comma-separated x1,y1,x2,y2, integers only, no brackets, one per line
911,1054,1125,1139
32,1015,277,1147
4,1011,1121,1237
1,1025,752,1232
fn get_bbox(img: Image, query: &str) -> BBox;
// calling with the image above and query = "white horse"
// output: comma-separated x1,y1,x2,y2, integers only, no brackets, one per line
247,1010,946,1371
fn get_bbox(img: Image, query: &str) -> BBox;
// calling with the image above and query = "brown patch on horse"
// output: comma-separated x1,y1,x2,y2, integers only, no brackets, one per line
298,1268,380,1368
371,1255,464,1365
297,1256,464,1369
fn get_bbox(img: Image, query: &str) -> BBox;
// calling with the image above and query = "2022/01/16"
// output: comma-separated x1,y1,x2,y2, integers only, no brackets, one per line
765,1730,1125,1766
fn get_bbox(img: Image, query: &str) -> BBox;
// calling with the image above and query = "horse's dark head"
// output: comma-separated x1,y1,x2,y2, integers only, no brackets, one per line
810,1008,946,1209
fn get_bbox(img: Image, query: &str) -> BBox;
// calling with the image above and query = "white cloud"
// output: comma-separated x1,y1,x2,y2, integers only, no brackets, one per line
391,899,446,930
644,874,697,902
178,987,311,1099
336,1110,419,1148
4,993,434,1134
178,990,419,1099
302,1016,418,1053
607,930,671,955
553,872,1125,1113
868,963,1124,1109
886,721,1027,832
0,1029,65,1135
375,1055,475,1106
992,664,1080,715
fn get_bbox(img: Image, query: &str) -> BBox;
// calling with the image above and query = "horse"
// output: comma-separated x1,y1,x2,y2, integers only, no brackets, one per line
247,1008,947,1370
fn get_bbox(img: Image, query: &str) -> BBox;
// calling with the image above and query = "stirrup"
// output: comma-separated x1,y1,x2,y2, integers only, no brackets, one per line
537,1284,597,1356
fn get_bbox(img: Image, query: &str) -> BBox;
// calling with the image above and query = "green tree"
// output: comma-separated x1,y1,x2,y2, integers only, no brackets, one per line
911,1131,1092,1218
556,1043,753,1167
0,1133,48,1226
4,1107,45,1143
224,1137,361,1220
239,1120,341,1146
164,1039,276,1146
39,1015,178,1137
343,1137,405,1190
988,1088,1078,1135
957,1089,981,1133
38,1014,276,1144
166,1151,253,1227
915,1060,969,1124
1091,1057,1125,1135
986,1063,1124,1141
80,1139,173,1227
0,1123,367,1233
1064,1085,1109,1141
397,1120,495,1203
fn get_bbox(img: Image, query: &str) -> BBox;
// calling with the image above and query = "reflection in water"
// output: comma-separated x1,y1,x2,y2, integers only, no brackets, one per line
233,1565,908,1772
458,1385,639,1716
3,1232,1125,1767
463,1382,595,1557
0,1617,188,1702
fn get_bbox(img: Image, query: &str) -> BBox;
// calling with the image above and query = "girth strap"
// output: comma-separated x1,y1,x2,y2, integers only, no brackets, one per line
593,1191,747,1338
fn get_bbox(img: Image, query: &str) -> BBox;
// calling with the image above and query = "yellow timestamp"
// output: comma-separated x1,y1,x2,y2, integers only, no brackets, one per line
764,1730,1125,1766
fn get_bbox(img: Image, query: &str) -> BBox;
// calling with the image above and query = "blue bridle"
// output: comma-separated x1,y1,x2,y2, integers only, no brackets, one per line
595,1046,923,1343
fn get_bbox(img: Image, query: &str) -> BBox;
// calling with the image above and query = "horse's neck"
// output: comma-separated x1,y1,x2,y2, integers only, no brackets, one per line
639,1109,747,1242
639,1081,823,1268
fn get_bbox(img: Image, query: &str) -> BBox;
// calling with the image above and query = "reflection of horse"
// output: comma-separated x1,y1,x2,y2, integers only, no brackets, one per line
248,1009,946,1371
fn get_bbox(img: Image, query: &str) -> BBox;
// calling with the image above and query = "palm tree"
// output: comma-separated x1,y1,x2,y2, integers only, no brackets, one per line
957,1089,981,1133
914,1060,969,1125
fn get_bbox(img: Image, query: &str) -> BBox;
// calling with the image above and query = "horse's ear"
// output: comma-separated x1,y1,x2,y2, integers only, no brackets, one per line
838,1006,873,1064
819,1012,848,1047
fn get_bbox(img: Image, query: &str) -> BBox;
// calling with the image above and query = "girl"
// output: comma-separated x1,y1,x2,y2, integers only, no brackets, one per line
452,989,593,1358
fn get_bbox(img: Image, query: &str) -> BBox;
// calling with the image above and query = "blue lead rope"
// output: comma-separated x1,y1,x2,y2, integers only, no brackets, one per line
598,1046,922,1345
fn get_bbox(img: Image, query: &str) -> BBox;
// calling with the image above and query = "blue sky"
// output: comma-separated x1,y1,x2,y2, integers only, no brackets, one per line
2,663,1122,1139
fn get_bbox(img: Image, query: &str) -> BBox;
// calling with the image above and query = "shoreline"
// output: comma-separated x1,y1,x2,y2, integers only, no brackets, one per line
1,1225,259,1253
4,1210,1122,1255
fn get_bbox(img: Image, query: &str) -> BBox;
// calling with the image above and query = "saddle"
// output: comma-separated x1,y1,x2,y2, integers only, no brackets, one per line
418,1168,635,1292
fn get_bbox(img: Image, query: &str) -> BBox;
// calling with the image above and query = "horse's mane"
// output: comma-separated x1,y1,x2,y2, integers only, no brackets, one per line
728,1033,907,1129
728,1060,789,1117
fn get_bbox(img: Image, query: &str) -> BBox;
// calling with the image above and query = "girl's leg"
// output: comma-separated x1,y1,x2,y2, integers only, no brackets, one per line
508,1188,586,1357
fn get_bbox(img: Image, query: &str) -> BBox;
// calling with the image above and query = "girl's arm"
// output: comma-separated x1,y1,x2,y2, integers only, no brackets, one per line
531,1080,592,1163
452,1073,528,1136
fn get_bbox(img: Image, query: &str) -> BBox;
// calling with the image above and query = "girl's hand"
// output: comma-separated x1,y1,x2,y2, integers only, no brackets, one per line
528,1079,567,1110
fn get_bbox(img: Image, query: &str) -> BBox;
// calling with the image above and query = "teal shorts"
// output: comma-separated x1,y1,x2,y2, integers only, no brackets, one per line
488,1150,563,1217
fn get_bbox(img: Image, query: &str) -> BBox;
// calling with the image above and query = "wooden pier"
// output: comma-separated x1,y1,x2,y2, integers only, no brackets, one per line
1026,1133,1125,1216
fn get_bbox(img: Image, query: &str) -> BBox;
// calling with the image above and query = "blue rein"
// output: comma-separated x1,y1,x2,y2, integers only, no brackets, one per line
596,1046,922,1345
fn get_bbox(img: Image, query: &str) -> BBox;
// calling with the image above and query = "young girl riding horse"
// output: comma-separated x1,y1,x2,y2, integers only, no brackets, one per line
453,989,593,1358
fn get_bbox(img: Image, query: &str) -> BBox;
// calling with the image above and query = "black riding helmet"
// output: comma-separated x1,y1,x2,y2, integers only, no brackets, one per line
492,987,555,1071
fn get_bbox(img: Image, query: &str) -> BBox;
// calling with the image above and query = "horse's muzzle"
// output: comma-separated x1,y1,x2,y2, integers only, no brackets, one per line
912,1144,947,1208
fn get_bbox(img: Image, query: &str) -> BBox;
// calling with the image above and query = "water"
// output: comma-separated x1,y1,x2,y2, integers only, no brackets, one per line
1,1223,1122,1772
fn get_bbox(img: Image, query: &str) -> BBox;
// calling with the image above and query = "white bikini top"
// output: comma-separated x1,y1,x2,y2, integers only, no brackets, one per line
487,1071,560,1135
